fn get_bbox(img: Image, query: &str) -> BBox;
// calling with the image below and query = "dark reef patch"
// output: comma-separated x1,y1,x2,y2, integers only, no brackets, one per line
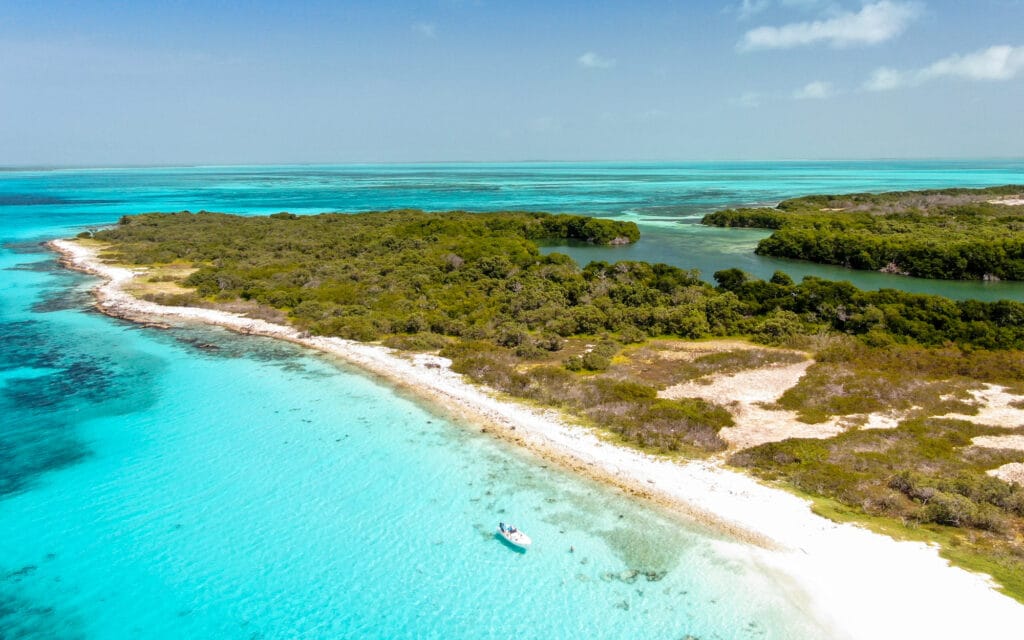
30,287,94,314
3,241,56,255
0,578,83,640
0,317,161,499
7,260,60,273
0,193,113,206
163,326,333,380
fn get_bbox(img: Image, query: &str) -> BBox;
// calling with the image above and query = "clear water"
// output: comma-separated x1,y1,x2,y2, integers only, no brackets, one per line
2,161,1023,639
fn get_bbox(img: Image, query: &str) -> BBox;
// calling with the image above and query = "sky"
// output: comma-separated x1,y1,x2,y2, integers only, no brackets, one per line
1,0,1022,165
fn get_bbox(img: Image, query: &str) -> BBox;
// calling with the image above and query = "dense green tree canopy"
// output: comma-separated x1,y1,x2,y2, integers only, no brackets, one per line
94,208,1024,350
703,185,1024,280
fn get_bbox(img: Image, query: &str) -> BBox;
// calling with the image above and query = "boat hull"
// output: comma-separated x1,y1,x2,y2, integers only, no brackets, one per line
497,528,531,549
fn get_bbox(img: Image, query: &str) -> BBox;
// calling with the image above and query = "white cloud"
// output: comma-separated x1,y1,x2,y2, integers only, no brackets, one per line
733,0,827,20
729,91,763,108
792,80,835,99
864,66,905,91
738,1,922,51
413,23,437,39
738,0,772,19
577,51,615,69
920,45,1024,81
865,44,1024,91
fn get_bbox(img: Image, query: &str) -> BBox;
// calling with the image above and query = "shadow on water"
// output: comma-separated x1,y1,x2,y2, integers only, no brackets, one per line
494,532,528,555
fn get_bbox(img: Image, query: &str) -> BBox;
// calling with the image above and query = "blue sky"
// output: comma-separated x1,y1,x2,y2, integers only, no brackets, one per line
1,0,1022,165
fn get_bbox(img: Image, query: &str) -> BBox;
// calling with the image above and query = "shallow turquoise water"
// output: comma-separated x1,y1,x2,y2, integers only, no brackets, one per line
2,162,1023,638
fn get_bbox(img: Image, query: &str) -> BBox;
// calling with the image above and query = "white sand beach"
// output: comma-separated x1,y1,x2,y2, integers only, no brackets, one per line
51,238,1024,639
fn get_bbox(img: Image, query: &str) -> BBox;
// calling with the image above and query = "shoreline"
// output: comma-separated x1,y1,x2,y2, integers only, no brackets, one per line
50,237,1024,639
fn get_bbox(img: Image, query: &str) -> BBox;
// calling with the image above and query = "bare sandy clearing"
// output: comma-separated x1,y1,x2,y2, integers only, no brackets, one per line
972,435,1024,452
661,359,812,406
660,360,850,449
660,359,908,449
989,462,1024,485
640,339,764,361
941,384,1024,428
861,412,904,430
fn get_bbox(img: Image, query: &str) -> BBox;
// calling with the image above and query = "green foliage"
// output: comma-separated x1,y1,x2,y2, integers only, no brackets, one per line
721,272,1024,350
440,340,731,453
703,208,786,229
773,339,1024,422
381,333,452,352
591,397,732,452
94,210,653,342
713,268,748,292
89,206,1024,597
752,309,803,345
564,341,618,371
730,418,1024,535
93,209,1024,353
703,185,1024,280
617,326,648,344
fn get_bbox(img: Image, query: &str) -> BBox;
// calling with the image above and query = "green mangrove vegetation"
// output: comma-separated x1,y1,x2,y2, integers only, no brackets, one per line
92,209,1024,351
86,207,1024,598
703,185,1024,280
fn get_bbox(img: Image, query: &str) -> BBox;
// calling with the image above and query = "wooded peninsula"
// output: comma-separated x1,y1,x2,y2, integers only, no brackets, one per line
83,197,1024,600
703,185,1024,280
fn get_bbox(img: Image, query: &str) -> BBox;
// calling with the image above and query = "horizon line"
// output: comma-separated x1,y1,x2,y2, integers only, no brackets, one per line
3,156,1024,172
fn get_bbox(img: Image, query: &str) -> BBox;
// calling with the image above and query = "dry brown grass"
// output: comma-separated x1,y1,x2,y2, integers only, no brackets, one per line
123,263,197,298
609,340,806,389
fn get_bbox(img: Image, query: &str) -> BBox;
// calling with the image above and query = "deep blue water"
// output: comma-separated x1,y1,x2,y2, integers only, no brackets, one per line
2,162,1023,639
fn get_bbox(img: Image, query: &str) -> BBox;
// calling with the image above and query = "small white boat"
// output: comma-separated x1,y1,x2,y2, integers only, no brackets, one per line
497,522,531,549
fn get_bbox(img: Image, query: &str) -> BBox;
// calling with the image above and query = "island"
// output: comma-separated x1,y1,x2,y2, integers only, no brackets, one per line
703,185,1024,280
52,203,1024,635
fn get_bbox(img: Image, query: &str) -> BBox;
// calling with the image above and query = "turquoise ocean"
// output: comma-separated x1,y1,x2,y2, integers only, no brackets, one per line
2,161,1023,639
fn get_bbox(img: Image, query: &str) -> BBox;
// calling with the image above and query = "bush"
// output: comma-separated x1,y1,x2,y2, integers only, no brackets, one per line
564,352,610,371
922,491,978,527
381,333,450,351
753,309,803,345
535,332,565,352
618,326,647,344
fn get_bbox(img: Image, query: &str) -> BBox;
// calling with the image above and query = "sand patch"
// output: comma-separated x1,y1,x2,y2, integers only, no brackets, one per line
662,359,812,405
861,412,904,430
641,339,763,361
988,198,1024,206
941,384,1024,428
661,360,852,449
988,462,1024,486
971,435,1024,452
660,360,912,449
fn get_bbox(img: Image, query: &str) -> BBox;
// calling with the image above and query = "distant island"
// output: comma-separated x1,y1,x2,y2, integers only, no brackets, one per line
703,185,1024,280
59,200,1024,602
